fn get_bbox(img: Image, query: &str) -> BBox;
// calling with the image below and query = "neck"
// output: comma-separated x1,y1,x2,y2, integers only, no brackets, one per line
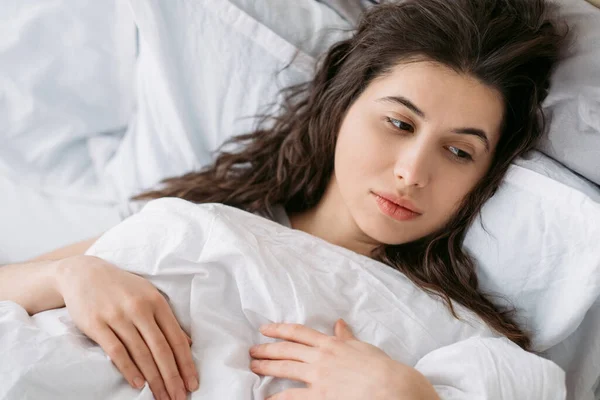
288,178,380,258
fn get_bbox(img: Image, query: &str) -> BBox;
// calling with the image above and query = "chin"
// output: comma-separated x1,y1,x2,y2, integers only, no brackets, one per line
357,215,420,247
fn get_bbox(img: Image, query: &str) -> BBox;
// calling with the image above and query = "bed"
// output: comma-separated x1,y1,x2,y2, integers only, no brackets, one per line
1,0,599,399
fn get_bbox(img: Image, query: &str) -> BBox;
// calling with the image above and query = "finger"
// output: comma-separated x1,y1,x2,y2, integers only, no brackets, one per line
334,319,356,341
250,359,312,383
259,323,328,347
185,333,193,346
155,305,199,392
249,341,318,363
89,323,147,391
136,317,187,400
110,321,171,400
266,388,310,400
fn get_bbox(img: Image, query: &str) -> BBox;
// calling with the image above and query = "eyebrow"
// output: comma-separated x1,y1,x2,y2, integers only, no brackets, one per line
452,128,490,152
378,96,425,118
376,95,491,152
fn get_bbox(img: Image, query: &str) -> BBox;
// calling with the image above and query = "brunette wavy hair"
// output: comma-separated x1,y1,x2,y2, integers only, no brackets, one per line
135,0,567,350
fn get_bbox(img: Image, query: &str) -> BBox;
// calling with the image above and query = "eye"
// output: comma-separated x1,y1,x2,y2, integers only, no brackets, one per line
386,117,414,133
448,146,473,162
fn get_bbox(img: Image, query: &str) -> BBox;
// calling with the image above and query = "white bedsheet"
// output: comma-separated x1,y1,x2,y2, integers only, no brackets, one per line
0,0,136,196
0,199,566,399
0,174,122,264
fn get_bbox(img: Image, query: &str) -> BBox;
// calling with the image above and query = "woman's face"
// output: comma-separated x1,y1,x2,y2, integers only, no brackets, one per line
331,61,503,247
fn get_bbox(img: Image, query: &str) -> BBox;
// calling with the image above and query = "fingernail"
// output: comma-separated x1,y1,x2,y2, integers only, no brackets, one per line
133,376,145,389
259,324,271,333
187,376,199,391
132,377,144,389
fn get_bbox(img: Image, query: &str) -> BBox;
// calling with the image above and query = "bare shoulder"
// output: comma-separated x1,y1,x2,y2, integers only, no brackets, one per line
31,236,101,261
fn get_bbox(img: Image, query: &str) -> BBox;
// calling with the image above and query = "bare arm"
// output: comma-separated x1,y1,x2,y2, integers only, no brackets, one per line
0,235,199,398
0,237,98,315
30,236,98,261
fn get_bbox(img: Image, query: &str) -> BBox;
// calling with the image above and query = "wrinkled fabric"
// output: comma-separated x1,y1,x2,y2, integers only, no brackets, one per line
101,0,351,204
0,199,566,399
536,0,600,185
316,0,377,24
0,0,137,198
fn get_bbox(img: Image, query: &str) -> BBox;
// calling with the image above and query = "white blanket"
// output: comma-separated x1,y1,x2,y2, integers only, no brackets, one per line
0,199,566,399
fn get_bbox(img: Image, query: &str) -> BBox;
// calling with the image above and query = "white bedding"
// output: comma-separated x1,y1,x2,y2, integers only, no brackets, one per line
0,174,122,264
0,199,566,399
0,0,137,197
0,0,598,398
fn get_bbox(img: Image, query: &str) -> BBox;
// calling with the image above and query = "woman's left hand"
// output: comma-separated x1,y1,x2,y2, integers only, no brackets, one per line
249,319,440,400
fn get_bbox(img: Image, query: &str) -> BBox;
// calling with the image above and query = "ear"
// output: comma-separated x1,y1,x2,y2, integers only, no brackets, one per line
334,319,356,341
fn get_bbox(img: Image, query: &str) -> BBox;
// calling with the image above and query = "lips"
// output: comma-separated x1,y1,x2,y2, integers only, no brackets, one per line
372,192,422,222
372,191,422,214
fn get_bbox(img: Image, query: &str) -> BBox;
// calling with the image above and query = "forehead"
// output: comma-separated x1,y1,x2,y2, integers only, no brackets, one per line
365,61,504,146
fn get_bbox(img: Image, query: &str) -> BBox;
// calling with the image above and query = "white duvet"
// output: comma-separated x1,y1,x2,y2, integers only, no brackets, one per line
0,199,566,399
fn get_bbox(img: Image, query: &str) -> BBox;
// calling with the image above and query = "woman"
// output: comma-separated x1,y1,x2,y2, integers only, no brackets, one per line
0,0,567,399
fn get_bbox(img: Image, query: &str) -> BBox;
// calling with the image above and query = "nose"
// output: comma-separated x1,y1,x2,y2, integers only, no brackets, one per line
393,140,432,188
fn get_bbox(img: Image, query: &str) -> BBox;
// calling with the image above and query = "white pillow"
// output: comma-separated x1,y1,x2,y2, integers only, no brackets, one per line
103,0,351,202
0,0,137,200
465,153,600,351
464,152,600,400
537,0,600,185
113,1,600,398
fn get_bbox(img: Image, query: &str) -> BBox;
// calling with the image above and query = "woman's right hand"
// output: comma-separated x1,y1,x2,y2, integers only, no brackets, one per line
54,255,199,400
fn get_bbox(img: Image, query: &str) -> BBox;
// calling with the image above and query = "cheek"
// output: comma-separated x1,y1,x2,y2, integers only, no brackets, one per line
432,172,483,218
335,112,387,175
436,186,465,216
